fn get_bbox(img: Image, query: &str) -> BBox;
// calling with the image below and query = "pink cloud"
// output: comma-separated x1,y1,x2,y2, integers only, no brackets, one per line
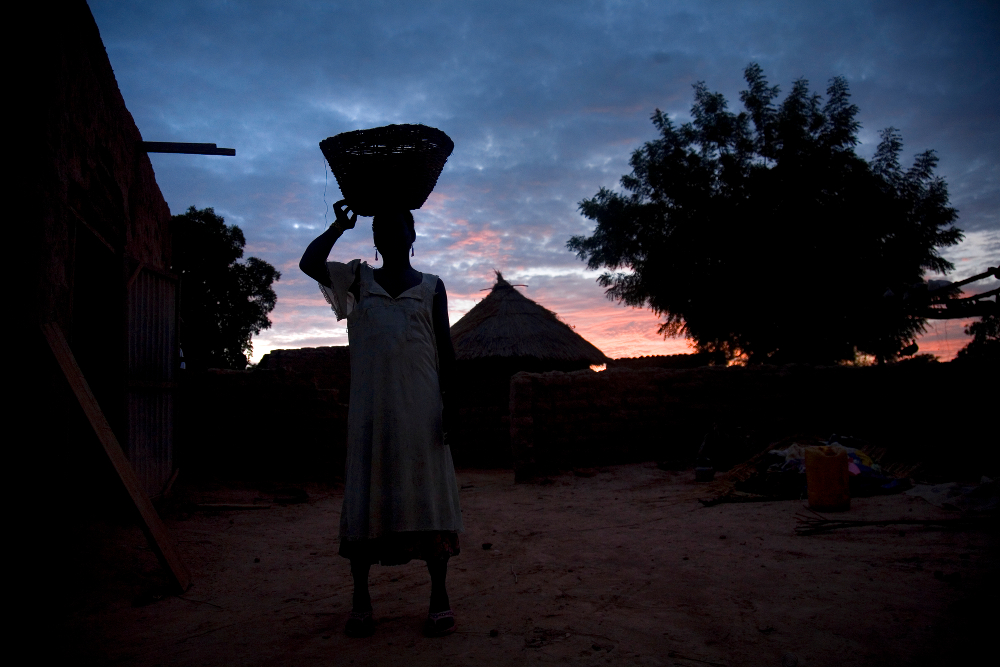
915,318,974,361
421,191,456,212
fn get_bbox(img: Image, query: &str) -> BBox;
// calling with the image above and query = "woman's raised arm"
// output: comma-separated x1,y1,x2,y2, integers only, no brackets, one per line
299,200,357,286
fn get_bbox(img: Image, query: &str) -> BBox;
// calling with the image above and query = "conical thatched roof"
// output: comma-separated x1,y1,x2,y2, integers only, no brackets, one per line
450,272,609,364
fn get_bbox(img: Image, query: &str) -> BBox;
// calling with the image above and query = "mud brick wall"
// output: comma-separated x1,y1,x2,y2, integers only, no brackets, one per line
448,401,512,468
22,1,179,503
178,368,349,481
509,362,998,482
446,368,516,468
606,353,712,370
178,360,512,479
25,0,173,330
257,346,351,398
209,346,520,477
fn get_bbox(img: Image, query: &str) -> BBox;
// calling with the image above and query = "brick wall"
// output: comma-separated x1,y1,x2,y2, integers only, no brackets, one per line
509,362,997,482
22,1,179,500
607,353,712,370
257,346,351,397
179,368,349,481
26,0,173,331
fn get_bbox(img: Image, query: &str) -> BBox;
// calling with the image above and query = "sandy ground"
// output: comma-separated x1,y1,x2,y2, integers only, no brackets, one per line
62,464,996,666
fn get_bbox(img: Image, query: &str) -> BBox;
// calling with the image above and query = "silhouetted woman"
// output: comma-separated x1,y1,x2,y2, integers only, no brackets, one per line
300,201,462,638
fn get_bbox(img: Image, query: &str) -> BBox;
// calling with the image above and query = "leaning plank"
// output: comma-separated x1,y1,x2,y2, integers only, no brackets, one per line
41,323,191,592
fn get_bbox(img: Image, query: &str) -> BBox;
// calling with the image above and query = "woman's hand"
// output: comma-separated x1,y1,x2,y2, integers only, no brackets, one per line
332,199,358,232
300,200,356,286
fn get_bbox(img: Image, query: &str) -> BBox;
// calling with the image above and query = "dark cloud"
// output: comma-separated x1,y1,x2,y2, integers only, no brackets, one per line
90,0,999,359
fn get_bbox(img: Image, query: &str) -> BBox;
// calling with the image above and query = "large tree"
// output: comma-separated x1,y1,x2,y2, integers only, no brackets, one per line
172,206,281,370
956,312,999,361
569,64,963,364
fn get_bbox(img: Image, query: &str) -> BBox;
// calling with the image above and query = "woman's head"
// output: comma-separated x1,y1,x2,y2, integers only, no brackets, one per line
372,209,416,255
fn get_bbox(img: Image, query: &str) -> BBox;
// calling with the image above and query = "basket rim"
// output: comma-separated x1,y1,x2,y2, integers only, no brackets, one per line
318,124,454,215
320,123,454,158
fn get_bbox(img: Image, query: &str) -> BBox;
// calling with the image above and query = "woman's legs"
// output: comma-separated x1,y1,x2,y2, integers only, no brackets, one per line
351,559,372,612
349,553,455,636
424,531,459,623
352,556,449,612
345,558,375,637
424,556,455,635
426,556,450,613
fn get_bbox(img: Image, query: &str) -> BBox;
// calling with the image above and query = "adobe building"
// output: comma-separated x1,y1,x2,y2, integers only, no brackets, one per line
22,1,178,497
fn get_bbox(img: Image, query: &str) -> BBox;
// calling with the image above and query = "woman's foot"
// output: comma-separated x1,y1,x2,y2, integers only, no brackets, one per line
423,609,456,637
345,609,375,638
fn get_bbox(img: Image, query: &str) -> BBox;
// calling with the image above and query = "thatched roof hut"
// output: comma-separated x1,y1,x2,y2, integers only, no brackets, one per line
451,272,609,368
447,273,609,467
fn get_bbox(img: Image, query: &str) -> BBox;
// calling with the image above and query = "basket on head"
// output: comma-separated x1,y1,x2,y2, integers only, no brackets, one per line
320,124,454,217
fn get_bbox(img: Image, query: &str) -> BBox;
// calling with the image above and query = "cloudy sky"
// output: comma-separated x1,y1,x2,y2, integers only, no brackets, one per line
90,0,999,361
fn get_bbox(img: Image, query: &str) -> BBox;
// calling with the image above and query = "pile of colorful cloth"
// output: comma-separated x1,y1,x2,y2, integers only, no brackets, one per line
727,434,910,500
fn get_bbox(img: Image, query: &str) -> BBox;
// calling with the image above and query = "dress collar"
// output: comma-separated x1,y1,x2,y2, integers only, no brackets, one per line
363,264,425,300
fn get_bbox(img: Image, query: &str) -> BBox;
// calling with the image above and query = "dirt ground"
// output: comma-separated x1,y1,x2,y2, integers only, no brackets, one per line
61,464,996,666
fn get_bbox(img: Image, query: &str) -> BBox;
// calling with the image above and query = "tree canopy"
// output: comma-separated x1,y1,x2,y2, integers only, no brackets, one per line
171,206,281,370
956,312,998,361
568,64,963,364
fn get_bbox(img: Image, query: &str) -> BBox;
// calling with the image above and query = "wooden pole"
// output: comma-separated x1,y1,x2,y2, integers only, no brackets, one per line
41,322,191,592
140,141,235,156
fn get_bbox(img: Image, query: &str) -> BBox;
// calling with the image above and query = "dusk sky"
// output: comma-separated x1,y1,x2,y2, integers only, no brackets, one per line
90,0,999,362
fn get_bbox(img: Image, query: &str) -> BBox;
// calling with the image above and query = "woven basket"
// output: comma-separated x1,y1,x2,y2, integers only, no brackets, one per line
320,124,454,216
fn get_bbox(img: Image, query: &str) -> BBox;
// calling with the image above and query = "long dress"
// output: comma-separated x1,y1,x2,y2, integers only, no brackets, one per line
320,260,463,564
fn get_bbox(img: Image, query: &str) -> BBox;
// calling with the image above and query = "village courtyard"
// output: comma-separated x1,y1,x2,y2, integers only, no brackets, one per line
61,463,994,667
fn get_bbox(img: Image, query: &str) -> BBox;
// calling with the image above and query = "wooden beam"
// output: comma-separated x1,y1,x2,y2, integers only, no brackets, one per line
920,300,997,319
140,141,235,156
41,323,191,592
930,266,999,292
953,287,999,302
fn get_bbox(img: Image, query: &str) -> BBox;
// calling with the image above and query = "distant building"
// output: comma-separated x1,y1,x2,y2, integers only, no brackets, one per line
448,272,610,466
451,272,610,370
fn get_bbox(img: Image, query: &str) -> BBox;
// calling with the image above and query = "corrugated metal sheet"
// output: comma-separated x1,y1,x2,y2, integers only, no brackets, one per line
126,267,178,496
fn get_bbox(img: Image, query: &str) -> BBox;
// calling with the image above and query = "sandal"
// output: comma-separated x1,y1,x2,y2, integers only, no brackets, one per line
345,609,375,638
424,609,456,637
